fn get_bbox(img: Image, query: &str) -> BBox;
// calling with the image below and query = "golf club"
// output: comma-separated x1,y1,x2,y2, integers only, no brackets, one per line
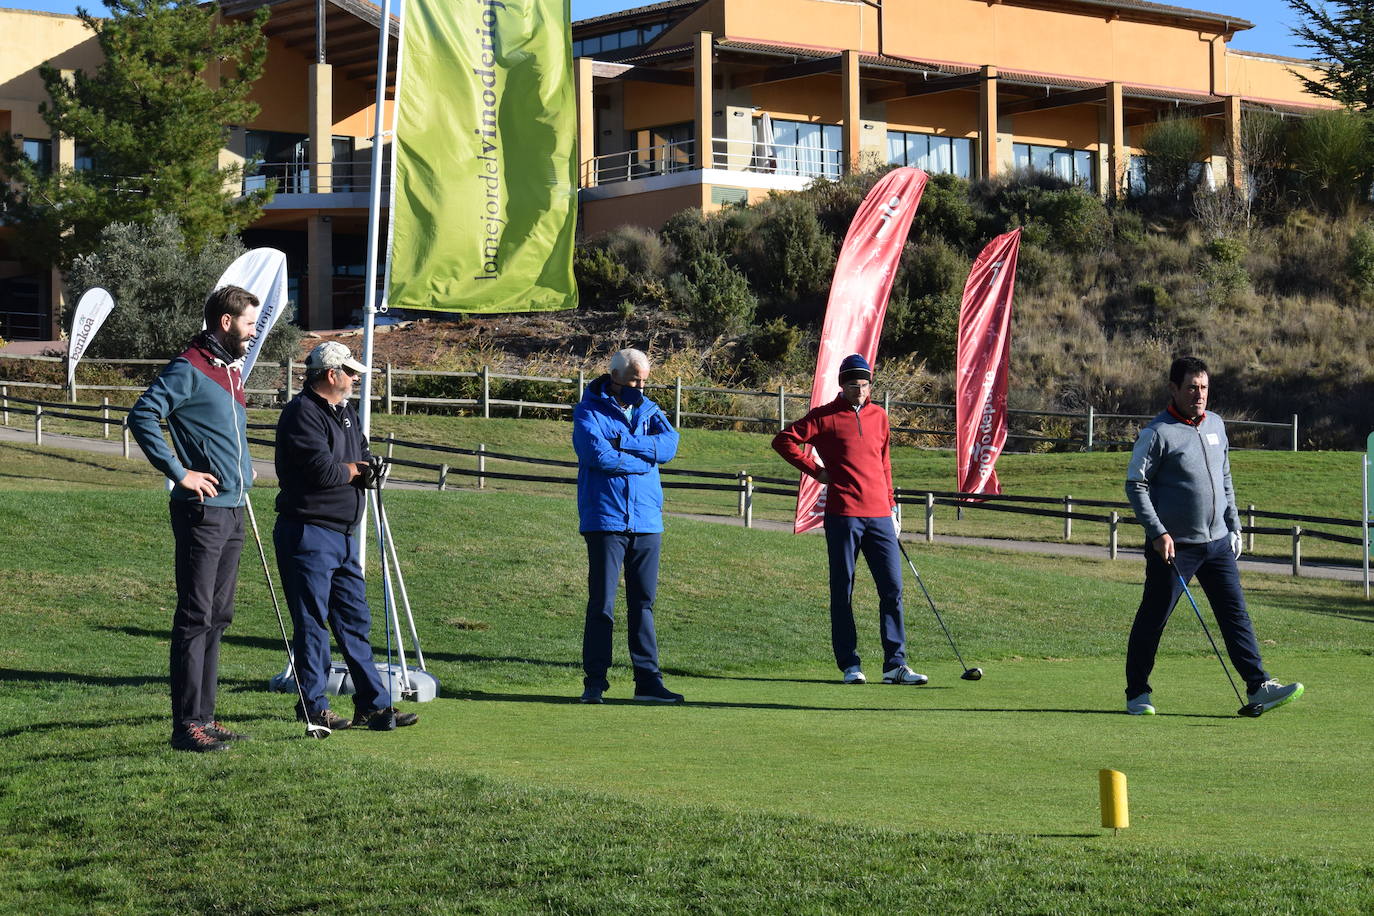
1173,567,1263,718
244,497,331,738
896,540,983,680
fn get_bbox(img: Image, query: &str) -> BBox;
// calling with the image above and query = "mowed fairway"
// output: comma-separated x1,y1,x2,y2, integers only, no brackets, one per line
1,442,1372,913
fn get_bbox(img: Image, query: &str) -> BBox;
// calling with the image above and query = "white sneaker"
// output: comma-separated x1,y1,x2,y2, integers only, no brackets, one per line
881,665,928,685
842,665,866,685
1126,693,1156,715
1247,679,1304,712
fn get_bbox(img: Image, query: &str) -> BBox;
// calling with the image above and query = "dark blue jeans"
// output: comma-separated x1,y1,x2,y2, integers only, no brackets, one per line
1126,535,1268,699
582,532,663,690
274,518,388,716
169,501,243,730
823,514,908,672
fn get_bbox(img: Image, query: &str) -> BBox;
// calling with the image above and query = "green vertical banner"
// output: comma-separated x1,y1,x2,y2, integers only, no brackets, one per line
390,0,578,313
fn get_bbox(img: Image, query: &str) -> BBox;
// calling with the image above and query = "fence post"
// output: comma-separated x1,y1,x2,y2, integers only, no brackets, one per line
386,432,395,460
477,444,486,490
481,366,490,419
1291,526,1301,576
1085,405,1095,451
102,396,110,439
122,420,130,459
737,471,746,516
1064,495,1073,541
2,385,8,425
439,463,449,491
777,385,786,432
925,492,935,542
385,363,393,415
1290,414,1298,452
1246,504,1255,553
282,358,294,405
577,369,585,404
674,376,682,428
34,404,42,445
744,476,754,528
1109,510,1119,560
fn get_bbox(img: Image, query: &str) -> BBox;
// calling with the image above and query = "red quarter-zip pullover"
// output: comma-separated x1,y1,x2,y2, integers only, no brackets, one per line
772,393,895,517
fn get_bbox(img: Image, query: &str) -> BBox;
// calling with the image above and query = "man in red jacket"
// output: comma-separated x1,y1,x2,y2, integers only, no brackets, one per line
772,354,926,686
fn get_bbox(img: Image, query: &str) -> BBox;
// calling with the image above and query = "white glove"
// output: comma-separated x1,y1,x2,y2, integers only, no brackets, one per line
1230,530,1242,560
891,507,902,538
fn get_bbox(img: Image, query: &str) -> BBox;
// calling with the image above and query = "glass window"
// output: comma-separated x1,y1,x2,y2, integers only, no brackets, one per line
773,119,843,179
600,31,621,51
1015,141,1094,187
21,138,52,175
1074,150,1093,188
642,22,666,41
890,130,972,178
952,138,972,178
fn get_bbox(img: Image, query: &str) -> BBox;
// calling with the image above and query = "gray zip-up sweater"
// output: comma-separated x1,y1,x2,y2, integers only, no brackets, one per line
1125,407,1239,545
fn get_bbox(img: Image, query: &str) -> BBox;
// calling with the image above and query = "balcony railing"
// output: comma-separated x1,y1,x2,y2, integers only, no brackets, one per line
242,160,390,196
582,137,844,187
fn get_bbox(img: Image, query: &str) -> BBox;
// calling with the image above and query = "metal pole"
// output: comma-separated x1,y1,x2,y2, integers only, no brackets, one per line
481,366,490,419
777,385,785,431
1086,405,1094,451
924,492,935,542
674,376,682,428
1291,414,1298,452
737,471,746,516
744,476,754,528
385,363,393,415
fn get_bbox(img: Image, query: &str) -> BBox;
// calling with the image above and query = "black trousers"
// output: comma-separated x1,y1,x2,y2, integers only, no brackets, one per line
168,501,244,730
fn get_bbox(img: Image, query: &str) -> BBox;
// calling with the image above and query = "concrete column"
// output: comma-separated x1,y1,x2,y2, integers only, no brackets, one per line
1224,93,1243,191
694,32,713,169
842,49,862,174
978,66,998,179
575,57,597,187
1107,82,1126,199
309,62,333,193
306,216,334,330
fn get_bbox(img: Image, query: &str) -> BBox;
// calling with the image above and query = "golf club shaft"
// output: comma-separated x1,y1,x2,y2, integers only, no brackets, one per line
896,540,970,671
244,497,316,725
1174,568,1247,707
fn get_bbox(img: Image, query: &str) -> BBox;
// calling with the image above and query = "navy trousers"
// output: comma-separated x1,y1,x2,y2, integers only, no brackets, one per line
168,501,243,730
582,532,663,690
1126,535,1269,699
274,518,388,716
823,514,908,672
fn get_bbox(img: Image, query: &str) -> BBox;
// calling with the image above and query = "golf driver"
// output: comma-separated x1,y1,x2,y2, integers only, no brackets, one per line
1174,567,1263,718
896,540,983,680
244,497,331,738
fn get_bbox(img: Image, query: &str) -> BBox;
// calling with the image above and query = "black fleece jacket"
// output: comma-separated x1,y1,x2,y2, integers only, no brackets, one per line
274,387,369,533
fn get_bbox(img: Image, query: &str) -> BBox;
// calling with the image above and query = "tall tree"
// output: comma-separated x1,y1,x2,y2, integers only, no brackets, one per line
0,0,272,269
1287,0,1374,110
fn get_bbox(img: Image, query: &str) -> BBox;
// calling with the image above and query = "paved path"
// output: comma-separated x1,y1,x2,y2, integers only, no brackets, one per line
3,425,1367,584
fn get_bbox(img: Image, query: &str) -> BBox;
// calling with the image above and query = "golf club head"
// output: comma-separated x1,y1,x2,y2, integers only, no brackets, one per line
304,723,332,739
960,668,983,681
1237,703,1264,718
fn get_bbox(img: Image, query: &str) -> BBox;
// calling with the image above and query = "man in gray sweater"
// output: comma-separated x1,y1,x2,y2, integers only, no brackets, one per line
1123,356,1303,715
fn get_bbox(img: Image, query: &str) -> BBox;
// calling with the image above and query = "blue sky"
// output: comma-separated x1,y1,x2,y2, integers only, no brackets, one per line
6,0,1315,59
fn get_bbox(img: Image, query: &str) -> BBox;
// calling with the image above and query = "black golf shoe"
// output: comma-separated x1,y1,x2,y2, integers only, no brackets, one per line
203,720,251,742
296,704,352,730
633,681,685,704
355,706,419,731
170,724,229,753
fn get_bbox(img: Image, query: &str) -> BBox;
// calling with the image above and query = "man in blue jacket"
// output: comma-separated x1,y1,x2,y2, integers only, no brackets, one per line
129,285,261,752
274,341,418,733
1124,356,1303,716
572,348,683,704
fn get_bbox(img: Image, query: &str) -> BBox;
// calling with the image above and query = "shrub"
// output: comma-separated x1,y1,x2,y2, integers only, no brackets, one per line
1346,223,1374,299
741,193,835,301
897,238,967,300
914,172,978,253
1198,235,1251,307
65,214,298,365
1286,109,1373,215
969,171,1108,254
883,291,960,370
737,317,800,382
573,245,629,307
671,251,758,338
596,224,669,278
1139,117,1207,206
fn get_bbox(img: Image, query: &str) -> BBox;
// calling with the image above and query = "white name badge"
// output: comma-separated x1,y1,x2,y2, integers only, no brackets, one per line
1206,433,1220,445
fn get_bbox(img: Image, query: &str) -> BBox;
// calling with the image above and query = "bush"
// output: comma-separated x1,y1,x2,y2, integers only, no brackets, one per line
914,173,978,253
1287,109,1373,215
573,245,629,307
1198,235,1251,307
65,214,299,365
883,291,960,370
969,171,1108,254
741,193,835,301
1139,117,1207,206
671,251,758,338
737,317,801,382
897,238,967,300
1346,223,1374,299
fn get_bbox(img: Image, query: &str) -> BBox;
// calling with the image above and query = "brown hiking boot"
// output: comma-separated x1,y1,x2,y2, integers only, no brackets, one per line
170,723,228,753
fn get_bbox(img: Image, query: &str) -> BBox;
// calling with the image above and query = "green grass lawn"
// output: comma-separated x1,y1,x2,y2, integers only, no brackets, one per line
2,463,1373,912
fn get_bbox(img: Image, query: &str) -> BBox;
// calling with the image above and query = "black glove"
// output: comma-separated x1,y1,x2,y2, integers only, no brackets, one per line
367,455,390,489
354,460,378,490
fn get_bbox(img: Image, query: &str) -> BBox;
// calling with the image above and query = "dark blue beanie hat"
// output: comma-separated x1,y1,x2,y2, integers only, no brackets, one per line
838,353,872,382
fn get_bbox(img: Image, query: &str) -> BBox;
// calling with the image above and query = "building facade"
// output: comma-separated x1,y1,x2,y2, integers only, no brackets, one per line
1,0,1334,339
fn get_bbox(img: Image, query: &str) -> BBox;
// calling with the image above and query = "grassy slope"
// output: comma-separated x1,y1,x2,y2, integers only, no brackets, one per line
2,463,1372,912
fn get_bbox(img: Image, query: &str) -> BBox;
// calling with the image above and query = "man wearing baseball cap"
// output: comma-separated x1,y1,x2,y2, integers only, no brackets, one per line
772,354,926,686
273,341,418,732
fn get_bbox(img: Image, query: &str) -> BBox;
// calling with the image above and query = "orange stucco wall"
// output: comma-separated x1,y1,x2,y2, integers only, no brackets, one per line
723,0,874,57
1225,52,1335,109
581,185,707,237
624,82,696,131
883,92,980,137
0,9,103,137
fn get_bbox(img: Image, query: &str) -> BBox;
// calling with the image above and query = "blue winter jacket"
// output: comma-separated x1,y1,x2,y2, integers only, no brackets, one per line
572,375,679,533
127,334,252,509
